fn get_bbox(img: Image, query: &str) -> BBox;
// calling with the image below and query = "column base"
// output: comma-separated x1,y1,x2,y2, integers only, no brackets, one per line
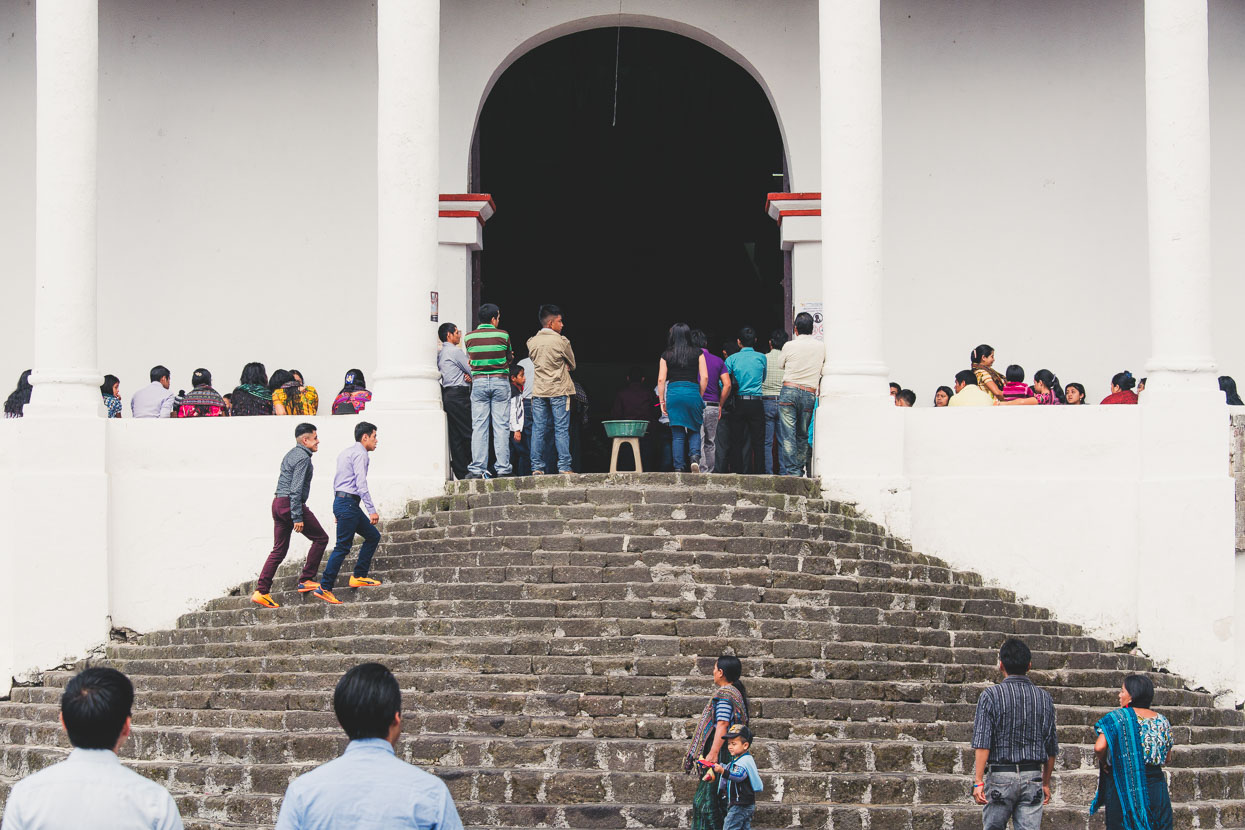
24,369,105,419
814,388,909,535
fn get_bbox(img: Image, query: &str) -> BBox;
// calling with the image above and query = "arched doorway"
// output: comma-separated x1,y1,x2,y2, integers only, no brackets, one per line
472,26,787,471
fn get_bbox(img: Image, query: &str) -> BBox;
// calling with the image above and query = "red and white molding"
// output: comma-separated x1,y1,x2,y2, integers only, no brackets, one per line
439,193,495,249
765,192,821,249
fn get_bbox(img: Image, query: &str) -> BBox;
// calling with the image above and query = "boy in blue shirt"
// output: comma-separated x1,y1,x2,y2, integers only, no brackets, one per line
712,723,762,830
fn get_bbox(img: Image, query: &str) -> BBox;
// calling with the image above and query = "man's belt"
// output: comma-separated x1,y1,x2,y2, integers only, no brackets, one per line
736,395,762,401
782,382,818,394
987,762,1044,773
334,492,361,502
704,401,719,407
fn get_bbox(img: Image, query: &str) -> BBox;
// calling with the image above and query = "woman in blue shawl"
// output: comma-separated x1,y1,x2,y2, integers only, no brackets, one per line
1090,674,1174,830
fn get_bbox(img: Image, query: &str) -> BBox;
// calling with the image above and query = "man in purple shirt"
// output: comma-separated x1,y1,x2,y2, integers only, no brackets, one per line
694,330,726,473
315,421,382,604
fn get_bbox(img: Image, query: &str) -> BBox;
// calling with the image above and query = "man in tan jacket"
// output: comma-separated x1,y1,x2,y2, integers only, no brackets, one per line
526,304,577,474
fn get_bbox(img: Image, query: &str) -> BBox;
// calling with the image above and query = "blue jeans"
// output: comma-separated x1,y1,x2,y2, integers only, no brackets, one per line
470,375,512,477
320,495,381,590
531,396,572,473
762,397,779,474
982,771,1044,830
723,804,755,830
778,386,816,476
671,425,701,471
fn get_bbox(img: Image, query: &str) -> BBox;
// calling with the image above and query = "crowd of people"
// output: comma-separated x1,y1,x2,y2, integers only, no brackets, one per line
2,364,374,419
891,344,1245,409
0,639,1172,830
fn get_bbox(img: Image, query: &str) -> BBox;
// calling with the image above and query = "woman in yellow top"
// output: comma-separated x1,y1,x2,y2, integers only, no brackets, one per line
971,344,1007,402
271,369,319,415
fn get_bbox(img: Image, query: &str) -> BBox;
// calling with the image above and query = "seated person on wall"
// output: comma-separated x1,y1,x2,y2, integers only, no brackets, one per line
1064,382,1087,405
1100,371,1139,405
1000,370,1064,406
232,362,273,416
333,369,372,415
100,374,122,418
272,369,319,416
275,663,463,830
1000,365,1034,402
0,667,183,829
131,365,176,418
894,389,916,407
174,368,228,417
948,369,993,407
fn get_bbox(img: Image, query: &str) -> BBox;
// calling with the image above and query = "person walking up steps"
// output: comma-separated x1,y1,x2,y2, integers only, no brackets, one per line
527,304,577,475
316,422,383,604
253,423,331,609
463,303,514,479
971,638,1059,830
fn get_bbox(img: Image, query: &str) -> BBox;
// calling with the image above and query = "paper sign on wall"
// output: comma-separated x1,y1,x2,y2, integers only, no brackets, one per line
798,302,824,341
430,291,439,322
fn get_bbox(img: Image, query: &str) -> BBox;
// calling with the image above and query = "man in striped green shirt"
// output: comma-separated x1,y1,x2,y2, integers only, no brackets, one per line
463,303,514,478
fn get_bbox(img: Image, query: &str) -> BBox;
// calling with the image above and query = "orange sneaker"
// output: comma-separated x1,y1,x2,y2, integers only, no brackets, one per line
349,576,382,588
297,580,320,593
251,591,279,609
312,588,342,605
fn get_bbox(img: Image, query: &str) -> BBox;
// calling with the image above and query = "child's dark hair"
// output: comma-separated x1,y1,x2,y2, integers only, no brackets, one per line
716,655,749,718
1005,364,1025,384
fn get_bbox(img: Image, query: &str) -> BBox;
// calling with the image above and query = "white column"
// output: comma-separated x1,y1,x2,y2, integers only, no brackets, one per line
1135,0,1236,700
818,0,888,400
813,0,907,531
1143,0,1217,399
372,0,442,411
27,0,102,418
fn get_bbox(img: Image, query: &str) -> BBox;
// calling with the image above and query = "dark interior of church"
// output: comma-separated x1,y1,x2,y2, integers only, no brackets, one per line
474,27,787,470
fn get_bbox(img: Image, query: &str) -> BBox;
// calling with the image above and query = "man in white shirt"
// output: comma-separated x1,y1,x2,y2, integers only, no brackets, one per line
1,667,182,830
130,365,176,418
949,369,995,407
776,312,825,476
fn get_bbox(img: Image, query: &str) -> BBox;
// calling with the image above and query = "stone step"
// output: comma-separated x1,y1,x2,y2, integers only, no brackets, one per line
4,717,1241,776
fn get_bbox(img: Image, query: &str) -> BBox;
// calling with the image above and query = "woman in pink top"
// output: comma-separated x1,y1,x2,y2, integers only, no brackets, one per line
1001,369,1064,406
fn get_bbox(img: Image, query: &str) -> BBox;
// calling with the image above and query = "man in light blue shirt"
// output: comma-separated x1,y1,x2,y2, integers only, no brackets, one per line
316,421,383,604
721,327,769,474
1,667,182,830
275,663,463,830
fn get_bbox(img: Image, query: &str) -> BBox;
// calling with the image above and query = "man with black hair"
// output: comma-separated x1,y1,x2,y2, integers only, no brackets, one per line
895,389,916,407
463,303,514,479
721,327,768,474
971,638,1058,830
1,667,182,828
527,303,577,475
317,421,383,604
761,329,790,474
949,369,993,407
776,312,824,476
889,382,901,400
437,322,472,480
275,663,463,830
131,364,176,418
253,423,331,609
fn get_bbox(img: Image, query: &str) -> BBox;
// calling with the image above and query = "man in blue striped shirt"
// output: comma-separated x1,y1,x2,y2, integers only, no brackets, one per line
971,638,1059,830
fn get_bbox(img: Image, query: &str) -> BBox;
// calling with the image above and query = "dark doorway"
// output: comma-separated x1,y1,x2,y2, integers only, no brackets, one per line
473,27,787,471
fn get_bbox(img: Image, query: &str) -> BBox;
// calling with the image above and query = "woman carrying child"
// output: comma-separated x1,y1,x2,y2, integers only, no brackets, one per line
685,655,750,830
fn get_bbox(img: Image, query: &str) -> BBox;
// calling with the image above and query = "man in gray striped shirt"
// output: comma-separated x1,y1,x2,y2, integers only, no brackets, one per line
971,638,1058,830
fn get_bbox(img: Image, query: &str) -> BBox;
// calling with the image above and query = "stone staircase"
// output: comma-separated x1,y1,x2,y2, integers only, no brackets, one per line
2,473,1245,829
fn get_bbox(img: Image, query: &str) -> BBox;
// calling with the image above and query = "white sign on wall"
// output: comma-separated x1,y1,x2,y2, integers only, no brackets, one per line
798,302,824,341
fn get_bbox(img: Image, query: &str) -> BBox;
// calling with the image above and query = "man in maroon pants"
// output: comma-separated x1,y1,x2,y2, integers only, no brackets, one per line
252,422,331,608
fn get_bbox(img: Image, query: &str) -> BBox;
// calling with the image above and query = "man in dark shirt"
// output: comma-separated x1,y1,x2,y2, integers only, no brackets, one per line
252,423,331,609
971,638,1059,830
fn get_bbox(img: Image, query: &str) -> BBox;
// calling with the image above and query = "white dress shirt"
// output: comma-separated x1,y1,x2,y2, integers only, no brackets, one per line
130,381,175,418
1,748,183,830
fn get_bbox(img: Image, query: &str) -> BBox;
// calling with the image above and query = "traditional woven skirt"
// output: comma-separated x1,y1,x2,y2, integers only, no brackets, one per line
665,381,704,431
1099,765,1173,830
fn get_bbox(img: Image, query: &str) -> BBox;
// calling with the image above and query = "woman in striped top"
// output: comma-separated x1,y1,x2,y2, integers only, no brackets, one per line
686,656,750,830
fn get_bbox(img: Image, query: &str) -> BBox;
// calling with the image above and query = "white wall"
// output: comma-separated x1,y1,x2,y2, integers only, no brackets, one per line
0,411,445,692
904,404,1237,697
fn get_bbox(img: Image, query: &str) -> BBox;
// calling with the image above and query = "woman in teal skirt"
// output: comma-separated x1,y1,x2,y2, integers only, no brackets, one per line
658,323,707,472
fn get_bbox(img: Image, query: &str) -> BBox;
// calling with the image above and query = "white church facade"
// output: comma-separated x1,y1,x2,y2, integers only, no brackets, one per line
1,0,1244,703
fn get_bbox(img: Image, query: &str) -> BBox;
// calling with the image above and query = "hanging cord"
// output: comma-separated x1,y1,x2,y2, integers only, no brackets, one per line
612,1,622,126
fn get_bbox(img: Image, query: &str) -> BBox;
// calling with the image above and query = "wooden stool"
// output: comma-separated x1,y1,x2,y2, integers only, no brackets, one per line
609,436,643,473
